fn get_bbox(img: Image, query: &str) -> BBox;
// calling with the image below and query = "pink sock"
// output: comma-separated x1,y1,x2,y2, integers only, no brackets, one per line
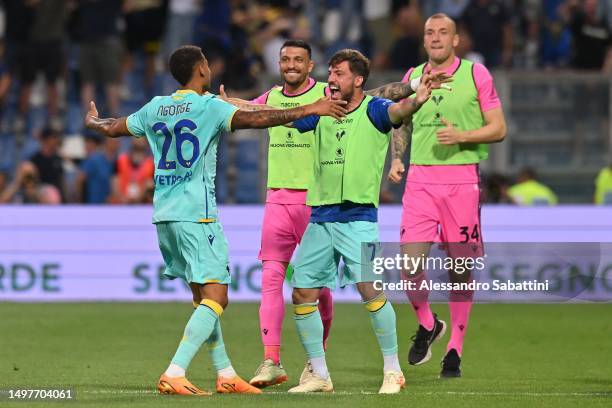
259,260,287,364
318,287,334,350
447,290,474,356
404,272,434,330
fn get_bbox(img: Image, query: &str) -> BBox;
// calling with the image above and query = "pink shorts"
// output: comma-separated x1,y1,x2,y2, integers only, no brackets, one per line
258,202,311,262
401,182,483,255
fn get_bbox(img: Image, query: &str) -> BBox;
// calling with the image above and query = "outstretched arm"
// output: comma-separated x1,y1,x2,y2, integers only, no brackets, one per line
365,81,415,101
84,101,130,138
365,71,453,102
387,77,434,125
231,97,347,130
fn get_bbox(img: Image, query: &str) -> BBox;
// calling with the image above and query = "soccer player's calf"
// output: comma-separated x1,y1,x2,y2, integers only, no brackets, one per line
401,182,483,375
257,203,334,371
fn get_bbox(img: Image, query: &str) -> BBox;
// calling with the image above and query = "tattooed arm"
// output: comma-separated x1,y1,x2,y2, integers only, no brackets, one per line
365,71,453,102
365,81,414,102
388,120,412,183
385,81,432,183
231,97,347,130
392,120,412,161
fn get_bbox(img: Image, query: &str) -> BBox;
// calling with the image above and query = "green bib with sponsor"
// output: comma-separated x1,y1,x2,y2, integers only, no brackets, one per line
408,59,488,165
307,95,390,207
266,81,327,189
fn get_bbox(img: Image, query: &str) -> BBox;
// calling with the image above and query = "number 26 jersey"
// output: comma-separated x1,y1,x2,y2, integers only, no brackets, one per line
127,90,238,223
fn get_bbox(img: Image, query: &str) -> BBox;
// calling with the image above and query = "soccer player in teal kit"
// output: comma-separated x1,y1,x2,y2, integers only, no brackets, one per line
84,45,347,396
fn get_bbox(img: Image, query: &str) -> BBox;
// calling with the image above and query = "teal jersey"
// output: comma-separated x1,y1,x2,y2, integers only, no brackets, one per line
127,90,238,223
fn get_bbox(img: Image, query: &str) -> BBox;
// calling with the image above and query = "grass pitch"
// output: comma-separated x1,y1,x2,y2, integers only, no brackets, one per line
1,303,611,407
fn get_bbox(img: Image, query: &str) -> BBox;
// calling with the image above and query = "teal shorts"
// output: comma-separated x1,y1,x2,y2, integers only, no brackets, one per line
156,221,231,285
292,221,380,289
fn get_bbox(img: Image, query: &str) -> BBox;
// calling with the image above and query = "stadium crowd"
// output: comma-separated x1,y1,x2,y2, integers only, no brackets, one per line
0,0,610,205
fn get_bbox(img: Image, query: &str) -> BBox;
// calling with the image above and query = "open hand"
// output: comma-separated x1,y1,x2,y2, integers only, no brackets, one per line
84,101,114,134
84,101,100,129
415,81,433,106
219,84,229,100
422,69,453,91
310,96,348,120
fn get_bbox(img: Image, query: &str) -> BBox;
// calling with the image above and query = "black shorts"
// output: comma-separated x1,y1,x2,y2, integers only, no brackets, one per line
124,8,166,54
79,38,122,85
12,41,65,84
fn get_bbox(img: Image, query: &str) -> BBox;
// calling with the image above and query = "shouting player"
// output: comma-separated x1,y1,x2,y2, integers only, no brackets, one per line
84,45,347,396
388,14,506,377
287,49,435,394
222,39,452,388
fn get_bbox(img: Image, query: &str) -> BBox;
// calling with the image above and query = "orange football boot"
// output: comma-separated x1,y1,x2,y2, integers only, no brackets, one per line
157,374,212,396
216,375,262,394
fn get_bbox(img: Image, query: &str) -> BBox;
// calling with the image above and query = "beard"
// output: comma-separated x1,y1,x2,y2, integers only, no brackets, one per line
282,71,309,87
339,87,354,103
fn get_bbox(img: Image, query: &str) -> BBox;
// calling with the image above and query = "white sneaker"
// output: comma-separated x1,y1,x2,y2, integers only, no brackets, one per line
288,372,333,393
299,361,313,385
249,359,288,388
378,371,406,394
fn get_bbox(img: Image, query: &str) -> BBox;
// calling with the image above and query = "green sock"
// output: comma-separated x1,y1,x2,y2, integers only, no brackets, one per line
365,295,399,356
205,318,231,371
293,303,325,359
170,305,219,370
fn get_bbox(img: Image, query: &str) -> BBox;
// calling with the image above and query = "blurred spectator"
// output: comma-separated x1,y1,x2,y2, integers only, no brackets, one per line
482,173,512,203
508,0,538,69
599,0,612,28
388,3,423,70
0,43,12,127
320,0,364,58
142,179,155,204
0,161,61,204
123,0,168,96
77,134,119,204
112,138,154,204
22,0,69,129
419,0,471,19
29,127,65,201
218,2,260,98
594,164,612,204
195,0,231,54
539,0,572,68
74,0,124,118
257,16,295,74
508,167,558,205
456,25,485,63
3,0,33,134
460,0,513,67
560,0,612,70
0,169,8,193
163,0,202,60
364,0,394,69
